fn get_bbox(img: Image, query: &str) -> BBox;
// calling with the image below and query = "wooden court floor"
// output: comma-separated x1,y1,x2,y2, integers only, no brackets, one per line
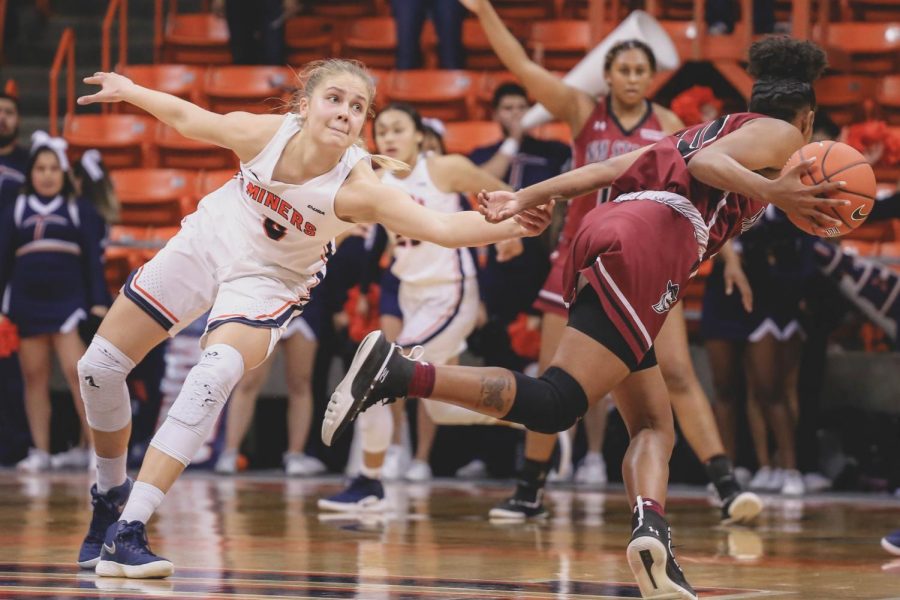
1,471,899,599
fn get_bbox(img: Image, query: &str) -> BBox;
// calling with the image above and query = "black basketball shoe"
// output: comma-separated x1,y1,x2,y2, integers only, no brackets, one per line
626,497,697,600
489,487,548,521
321,331,421,447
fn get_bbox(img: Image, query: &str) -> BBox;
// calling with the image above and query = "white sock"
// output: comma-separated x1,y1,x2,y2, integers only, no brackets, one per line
360,463,382,479
120,481,165,524
95,453,128,494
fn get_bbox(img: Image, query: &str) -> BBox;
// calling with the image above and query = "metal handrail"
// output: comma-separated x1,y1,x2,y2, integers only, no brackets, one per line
102,0,128,114
49,28,75,137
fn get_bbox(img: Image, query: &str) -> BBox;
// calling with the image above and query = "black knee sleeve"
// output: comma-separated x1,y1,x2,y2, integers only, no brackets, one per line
505,367,588,434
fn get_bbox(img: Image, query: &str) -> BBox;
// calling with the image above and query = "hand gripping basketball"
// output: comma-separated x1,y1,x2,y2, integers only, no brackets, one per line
766,157,848,230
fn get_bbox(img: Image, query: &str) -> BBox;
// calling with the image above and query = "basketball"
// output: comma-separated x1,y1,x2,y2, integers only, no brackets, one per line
783,141,877,237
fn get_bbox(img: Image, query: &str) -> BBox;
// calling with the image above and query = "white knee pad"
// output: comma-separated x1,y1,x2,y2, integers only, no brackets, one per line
358,402,393,455
78,335,136,432
150,344,244,465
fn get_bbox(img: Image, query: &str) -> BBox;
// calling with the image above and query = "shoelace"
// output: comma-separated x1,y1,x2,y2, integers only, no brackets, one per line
400,344,425,361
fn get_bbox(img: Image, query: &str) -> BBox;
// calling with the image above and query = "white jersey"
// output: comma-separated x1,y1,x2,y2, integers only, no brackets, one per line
200,114,369,289
381,155,476,284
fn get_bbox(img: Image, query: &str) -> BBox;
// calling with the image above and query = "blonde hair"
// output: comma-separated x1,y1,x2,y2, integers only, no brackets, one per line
290,59,409,173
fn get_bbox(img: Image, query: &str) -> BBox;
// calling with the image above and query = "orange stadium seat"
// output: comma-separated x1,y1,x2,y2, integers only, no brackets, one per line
846,0,900,21
109,225,180,249
64,114,154,169
153,123,237,171
117,65,204,114
111,169,197,227
443,121,502,154
285,17,340,67
819,23,900,76
310,0,383,18
659,20,697,62
814,75,878,126
198,169,240,199
877,75,900,125
843,220,895,242
203,66,293,114
385,70,476,122
342,18,397,70
104,246,137,295
531,120,572,145
163,13,231,65
493,0,558,21
368,68,391,112
527,20,590,71
457,19,531,71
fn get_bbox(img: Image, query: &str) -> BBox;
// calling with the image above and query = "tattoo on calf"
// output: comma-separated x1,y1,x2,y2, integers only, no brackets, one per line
480,376,510,412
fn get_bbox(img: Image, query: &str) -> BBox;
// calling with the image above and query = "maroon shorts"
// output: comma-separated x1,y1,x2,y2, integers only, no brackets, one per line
563,199,701,363
532,241,570,317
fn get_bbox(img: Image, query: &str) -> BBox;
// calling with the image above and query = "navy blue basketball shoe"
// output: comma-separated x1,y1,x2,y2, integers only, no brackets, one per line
318,475,387,512
77,478,133,569
95,520,174,578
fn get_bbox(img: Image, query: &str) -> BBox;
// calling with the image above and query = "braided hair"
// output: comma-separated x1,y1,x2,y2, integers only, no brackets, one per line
747,36,827,122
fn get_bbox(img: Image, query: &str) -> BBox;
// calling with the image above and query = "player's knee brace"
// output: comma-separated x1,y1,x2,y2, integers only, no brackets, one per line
77,335,136,432
358,402,393,455
508,367,588,434
150,344,244,465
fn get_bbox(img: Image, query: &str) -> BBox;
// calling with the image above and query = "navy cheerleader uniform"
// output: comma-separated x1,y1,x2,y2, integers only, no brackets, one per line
0,193,110,337
702,205,815,343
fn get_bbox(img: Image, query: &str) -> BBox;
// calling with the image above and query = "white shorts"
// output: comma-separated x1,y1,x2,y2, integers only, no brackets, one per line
123,199,311,358
396,277,498,426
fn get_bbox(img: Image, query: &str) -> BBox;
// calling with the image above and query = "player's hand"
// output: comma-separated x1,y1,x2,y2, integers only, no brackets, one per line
723,258,753,313
765,158,848,229
513,200,554,237
77,72,135,105
495,238,524,262
477,189,525,223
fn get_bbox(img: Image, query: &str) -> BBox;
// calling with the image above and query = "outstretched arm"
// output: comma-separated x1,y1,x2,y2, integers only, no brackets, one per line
688,118,846,228
336,169,551,248
478,146,650,222
78,72,281,162
430,154,512,194
459,0,594,130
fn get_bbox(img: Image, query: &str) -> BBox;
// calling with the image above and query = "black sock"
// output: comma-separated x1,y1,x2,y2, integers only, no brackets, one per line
514,458,550,502
705,454,741,501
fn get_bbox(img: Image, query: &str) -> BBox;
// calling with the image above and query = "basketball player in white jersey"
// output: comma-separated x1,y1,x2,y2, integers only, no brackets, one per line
319,102,513,511
72,60,552,579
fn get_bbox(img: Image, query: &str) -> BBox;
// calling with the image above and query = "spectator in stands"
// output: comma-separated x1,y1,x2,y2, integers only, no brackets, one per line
212,0,298,65
0,84,28,205
392,0,465,69
707,0,776,35
0,82,30,465
0,133,110,472
458,82,569,478
467,82,568,372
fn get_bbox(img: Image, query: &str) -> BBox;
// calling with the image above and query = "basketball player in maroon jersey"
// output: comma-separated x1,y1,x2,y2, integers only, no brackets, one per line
459,0,757,524
323,37,844,599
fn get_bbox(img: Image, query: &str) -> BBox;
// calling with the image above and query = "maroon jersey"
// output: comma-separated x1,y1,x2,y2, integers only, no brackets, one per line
533,98,666,316
564,98,666,244
609,112,769,261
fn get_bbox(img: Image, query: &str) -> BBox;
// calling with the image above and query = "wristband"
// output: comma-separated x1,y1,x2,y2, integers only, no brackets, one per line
499,137,520,157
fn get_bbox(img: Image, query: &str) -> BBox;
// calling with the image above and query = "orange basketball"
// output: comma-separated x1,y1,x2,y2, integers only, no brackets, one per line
783,141,876,237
